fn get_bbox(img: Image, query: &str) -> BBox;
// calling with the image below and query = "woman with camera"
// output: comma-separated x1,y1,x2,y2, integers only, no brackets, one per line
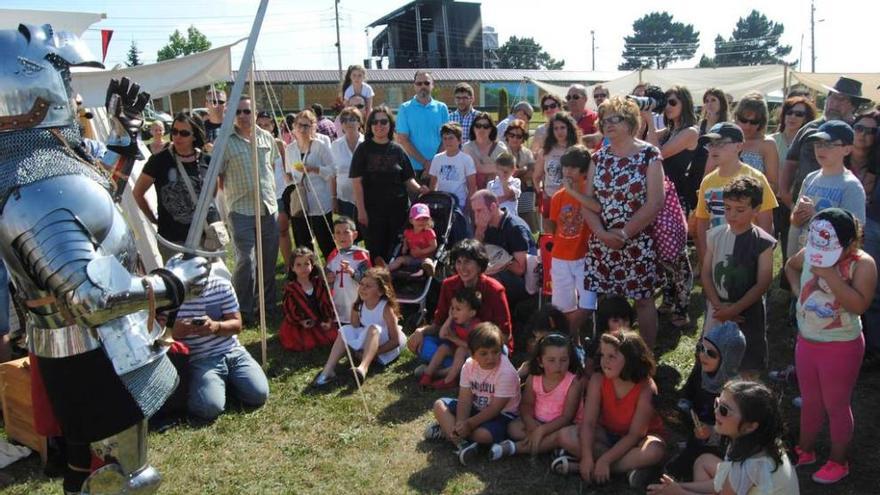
583,97,664,347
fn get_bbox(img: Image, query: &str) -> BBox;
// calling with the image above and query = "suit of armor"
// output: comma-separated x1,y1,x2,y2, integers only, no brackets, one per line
0,24,209,494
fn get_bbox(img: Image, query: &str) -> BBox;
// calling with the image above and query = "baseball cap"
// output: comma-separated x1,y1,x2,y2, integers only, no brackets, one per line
806,120,854,145
699,122,744,145
804,208,857,268
409,203,431,220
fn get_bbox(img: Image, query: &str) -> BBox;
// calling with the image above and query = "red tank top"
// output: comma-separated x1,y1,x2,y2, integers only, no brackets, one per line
598,375,664,437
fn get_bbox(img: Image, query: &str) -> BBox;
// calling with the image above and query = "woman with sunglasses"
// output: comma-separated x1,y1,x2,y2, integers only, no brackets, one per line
531,94,563,153
648,380,798,494
504,119,540,232
331,106,365,221
645,86,698,330
726,93,779,196
850,110,880,368
350,106,428,265
285,109,336,261
134,113,219,262
463,112,508,189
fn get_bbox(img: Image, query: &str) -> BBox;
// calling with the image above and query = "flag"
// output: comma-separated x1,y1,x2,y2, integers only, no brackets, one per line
101,30,114,63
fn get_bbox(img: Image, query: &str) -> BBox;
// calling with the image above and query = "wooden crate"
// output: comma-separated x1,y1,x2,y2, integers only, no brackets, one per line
0,357,46,462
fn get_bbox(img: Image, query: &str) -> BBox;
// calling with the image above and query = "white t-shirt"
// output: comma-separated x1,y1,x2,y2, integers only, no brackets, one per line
429,150,476,210
486,175,521,217
330,134,364,204
344,82,374,100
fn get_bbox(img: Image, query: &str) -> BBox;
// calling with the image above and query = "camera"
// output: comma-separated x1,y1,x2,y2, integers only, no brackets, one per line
191,317,206,326
626,86,667,114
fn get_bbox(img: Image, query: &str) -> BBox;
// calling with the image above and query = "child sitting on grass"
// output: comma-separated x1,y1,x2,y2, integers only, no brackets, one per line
517,304,571,378
279,247,338,352
486,152,522,217
386,203,437,277
419,287,482,390
325,216,371,324
701,176,776,377
554,330,666,489
490,333,584,461
425,322,521,466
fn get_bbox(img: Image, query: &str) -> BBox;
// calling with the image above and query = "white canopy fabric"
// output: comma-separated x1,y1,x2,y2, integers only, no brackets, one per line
0,9,104,36
531,65,790,107
791,72,880,104
71,41,240,107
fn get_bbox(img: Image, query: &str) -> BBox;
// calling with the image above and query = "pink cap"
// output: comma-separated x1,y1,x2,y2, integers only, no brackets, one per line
409,203,431,220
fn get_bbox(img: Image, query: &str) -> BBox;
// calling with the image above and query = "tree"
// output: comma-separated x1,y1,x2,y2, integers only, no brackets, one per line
157,26,212,62
496,36,564,70
697,53,717,68
497,87,509,118
125,40,142,67
713,10,792,66
619,12,699,70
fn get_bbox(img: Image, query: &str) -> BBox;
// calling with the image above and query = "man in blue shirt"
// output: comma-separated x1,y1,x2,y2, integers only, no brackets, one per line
396,71,449,177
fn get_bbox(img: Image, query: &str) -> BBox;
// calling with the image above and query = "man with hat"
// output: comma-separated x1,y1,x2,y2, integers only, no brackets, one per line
780,76,871,211
787,120,866,259
694,122,778,262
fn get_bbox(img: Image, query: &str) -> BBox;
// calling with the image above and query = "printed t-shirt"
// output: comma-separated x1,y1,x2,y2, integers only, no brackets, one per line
429,151,475,209
549,187,591,260
458,354,521,414
695,164,778,228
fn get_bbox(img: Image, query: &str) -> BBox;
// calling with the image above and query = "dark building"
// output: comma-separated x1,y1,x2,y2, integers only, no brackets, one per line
369,0,483,69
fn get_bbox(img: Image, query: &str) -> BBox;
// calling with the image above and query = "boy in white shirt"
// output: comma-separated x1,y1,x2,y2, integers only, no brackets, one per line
486,152,521,217
324,217,371,324
429,123,477,212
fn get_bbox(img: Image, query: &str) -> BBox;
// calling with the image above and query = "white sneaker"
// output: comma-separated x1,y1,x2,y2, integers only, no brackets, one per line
488,440,516,461
423,423,443,441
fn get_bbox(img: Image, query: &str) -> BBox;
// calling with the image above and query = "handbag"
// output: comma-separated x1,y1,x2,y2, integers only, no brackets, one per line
652,177,687,262
173,149,229,251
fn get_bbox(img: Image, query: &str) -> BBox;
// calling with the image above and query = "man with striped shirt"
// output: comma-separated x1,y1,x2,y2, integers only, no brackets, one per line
172,274,269,421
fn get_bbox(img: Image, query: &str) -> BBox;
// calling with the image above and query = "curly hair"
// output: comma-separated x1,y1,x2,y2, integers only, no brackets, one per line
543,112,580,154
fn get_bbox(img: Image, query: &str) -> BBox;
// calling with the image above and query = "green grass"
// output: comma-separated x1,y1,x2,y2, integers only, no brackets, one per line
2,250,879,494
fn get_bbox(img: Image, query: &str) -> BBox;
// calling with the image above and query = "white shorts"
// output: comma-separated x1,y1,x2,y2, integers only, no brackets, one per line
550,257,597,313
340,323,408,365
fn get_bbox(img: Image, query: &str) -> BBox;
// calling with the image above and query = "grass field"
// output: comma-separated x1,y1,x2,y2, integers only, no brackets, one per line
2,251,879,494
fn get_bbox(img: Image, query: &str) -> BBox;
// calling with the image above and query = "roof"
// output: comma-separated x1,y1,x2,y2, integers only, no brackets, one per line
367,0,480,28
235,68,627,85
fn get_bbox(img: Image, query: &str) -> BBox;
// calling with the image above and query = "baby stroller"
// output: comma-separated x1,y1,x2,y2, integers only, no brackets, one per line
389,191,456,331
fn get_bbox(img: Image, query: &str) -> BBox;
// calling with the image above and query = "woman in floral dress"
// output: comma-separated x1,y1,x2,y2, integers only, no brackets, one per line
583,97,665,347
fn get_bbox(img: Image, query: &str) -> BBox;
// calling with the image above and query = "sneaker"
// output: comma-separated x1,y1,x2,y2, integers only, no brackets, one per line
310,372,336,388
421,259,435,277
457,441,479,466
423,423,443,441
812,460,849,484
489,440,516,461
769,365,796,383
792,396,803,408
628,466,662,488
794,446,816,467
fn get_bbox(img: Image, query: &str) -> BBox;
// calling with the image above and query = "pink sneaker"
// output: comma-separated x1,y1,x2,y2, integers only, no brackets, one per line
812,460,849,484
794,446,816,467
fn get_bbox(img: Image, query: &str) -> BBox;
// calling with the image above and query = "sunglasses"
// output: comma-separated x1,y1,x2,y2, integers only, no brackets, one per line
371,118,390,126
696,341,719,359
666,99,679,107
506,132,525,139
814,141,845,149
414,81,431,87
786,110,807,118
737,117,762,126
565,94,583,101
211,99,226,105
593,93,608,99
602,115,626,126
542,102,559,111
714,397,732,417
854,124,878,136
341,117,360,124
235,109,252,116
170,128,193,137
473,123,492,130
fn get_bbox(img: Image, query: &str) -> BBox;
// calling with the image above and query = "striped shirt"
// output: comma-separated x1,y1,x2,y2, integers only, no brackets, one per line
176,275,241,360
222,126,280,215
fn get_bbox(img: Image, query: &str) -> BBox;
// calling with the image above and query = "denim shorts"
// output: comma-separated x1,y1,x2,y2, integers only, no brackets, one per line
441,398,517,443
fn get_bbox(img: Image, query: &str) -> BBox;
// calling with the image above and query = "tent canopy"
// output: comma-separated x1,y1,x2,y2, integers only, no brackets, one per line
0,8,104,36
71,42,240,107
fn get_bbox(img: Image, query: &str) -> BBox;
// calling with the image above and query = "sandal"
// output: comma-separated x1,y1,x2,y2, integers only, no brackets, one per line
550,453,577,475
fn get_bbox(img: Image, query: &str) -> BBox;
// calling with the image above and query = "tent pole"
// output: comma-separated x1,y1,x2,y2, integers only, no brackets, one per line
783,65,789,98
248,58,268,371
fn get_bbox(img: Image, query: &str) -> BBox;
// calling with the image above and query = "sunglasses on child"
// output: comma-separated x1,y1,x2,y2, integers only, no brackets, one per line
737,117,762,126
714,397,732,417
696,341,719,359
170,128,193,137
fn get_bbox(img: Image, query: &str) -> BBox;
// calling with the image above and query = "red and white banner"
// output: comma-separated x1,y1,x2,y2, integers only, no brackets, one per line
100,29,113,63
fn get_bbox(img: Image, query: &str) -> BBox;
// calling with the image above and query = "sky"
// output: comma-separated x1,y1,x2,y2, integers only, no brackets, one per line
6,0,879,75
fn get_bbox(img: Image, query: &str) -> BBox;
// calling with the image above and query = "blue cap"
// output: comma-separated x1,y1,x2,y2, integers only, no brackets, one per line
699,122,744,145
808,120,854,145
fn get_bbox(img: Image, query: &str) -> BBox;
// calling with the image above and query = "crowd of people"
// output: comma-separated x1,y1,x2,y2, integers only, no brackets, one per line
16,64,877,492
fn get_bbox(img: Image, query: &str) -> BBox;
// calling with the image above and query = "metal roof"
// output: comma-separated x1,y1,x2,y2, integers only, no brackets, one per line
235,68,627,85
366,0,480,28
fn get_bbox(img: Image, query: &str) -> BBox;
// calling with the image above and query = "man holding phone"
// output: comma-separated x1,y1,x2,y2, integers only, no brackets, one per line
172,274,269,421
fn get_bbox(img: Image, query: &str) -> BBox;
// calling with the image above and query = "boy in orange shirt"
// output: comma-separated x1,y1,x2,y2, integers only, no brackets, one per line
549,145,601,337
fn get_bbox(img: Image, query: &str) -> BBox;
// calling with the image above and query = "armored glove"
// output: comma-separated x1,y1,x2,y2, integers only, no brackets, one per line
105,77,150,160
150,255,210,311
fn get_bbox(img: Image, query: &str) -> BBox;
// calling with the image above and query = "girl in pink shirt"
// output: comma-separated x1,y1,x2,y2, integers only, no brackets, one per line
489,333,584,460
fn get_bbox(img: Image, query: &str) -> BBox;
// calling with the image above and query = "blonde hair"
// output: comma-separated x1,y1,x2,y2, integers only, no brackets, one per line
597,96,641,136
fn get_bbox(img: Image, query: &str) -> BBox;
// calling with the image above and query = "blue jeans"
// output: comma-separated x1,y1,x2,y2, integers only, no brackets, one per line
862,218,880,353
187,346,269,420
229,211,280,318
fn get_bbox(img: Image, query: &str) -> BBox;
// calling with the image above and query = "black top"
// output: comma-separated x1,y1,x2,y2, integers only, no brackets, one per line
204,120,221,143
349,139,415,212
684,120,710,210
142,148,218,243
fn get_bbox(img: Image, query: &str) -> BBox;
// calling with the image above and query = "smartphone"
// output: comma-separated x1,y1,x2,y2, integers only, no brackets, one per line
191,317,206,326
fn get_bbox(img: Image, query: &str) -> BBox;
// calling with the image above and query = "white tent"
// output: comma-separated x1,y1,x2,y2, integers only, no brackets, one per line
0,8,104,36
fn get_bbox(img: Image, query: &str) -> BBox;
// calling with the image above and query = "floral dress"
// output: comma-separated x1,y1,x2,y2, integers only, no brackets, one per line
585,144,660,299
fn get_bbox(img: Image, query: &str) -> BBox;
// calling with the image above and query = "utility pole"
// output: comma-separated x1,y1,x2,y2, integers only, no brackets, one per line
809,1,824,72
590,30,596,71
335,0,343,77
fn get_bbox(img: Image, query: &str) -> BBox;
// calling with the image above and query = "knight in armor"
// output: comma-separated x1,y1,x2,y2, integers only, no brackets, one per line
0,24,209,493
